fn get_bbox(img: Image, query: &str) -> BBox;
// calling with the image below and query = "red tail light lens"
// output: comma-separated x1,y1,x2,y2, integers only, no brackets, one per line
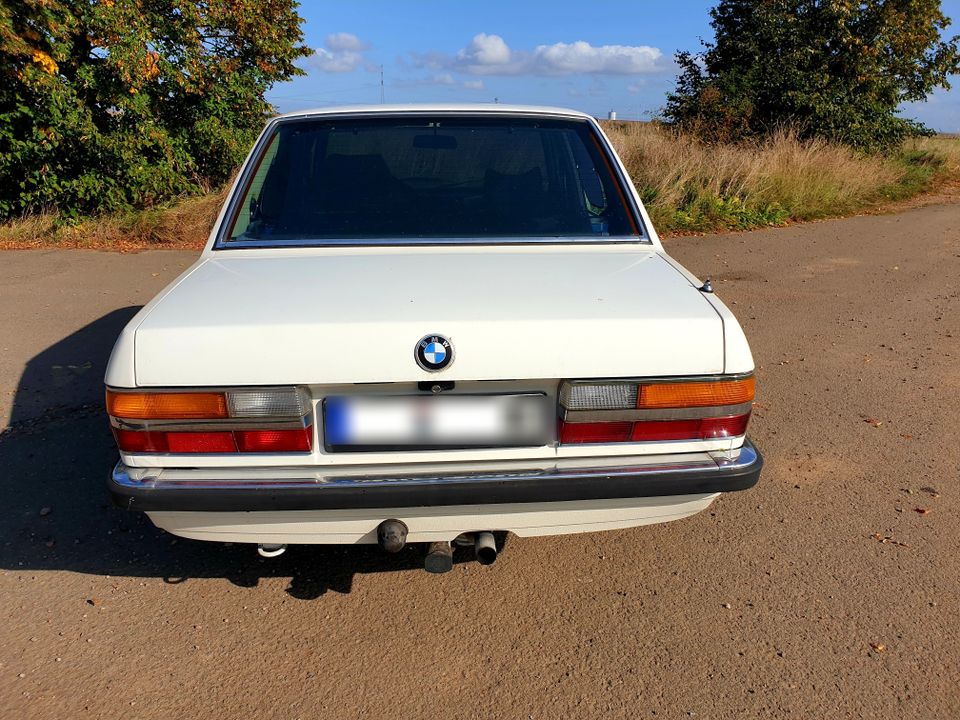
630,414,751,442
559,414,751,445
700,414,750,439
235,428,313,453
629,419,702,442
166,432,237,453
113,427,313,454
559,421,633,444
113,429,169,453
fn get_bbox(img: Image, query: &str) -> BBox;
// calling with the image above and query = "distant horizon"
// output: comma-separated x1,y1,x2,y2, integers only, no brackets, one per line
266,1,960,133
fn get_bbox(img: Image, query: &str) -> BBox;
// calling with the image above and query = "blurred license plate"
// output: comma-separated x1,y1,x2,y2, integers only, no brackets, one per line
324,394,549,450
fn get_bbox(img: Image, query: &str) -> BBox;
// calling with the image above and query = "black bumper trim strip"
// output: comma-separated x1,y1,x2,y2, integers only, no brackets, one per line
109,441,762,512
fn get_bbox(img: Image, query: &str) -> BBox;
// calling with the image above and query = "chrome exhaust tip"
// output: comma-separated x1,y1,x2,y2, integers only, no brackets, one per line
474,532,497,565
257,543,287,558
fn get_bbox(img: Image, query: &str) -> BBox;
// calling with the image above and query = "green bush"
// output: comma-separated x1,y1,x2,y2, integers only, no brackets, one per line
0,0,310,220
664,0,960,150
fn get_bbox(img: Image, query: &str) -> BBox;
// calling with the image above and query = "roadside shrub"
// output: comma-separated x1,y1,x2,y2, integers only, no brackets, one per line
664,0,960,150
0,1,310,221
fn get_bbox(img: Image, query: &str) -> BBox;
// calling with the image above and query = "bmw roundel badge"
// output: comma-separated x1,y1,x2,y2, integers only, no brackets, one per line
415,334,453,372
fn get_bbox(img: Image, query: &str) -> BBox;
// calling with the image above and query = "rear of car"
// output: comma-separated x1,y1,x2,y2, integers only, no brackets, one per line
105,105,762,569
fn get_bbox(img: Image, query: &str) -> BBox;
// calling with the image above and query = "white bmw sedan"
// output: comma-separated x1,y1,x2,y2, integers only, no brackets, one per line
106,105,762,572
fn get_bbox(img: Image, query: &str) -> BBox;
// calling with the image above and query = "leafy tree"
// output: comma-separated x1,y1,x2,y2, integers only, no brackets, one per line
0,0,310,219
664,0,960,148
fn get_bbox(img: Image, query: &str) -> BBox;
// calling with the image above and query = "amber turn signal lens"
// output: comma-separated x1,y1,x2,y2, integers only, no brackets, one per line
106,390,229,419
637,376,755,409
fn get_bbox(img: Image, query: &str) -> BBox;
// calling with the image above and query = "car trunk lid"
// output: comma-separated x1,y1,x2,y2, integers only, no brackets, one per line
132,248,724,386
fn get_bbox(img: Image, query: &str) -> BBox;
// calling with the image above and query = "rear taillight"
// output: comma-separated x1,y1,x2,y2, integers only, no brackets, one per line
558,375,754,445
106,391,229,420
107,388,313,454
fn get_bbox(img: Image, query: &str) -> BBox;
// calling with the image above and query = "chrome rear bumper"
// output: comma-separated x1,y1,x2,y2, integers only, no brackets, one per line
109,440,762,512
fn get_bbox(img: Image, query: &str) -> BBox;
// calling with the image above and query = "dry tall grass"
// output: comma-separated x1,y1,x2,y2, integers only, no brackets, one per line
0,186,228,251
602,121,933,232
907,135,960,177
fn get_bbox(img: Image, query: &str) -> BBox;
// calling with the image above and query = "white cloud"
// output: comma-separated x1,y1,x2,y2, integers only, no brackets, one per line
432,73,455,85
536,41,660,74
326,32,368,52
415,34,665,76
310,33,370,73
456,33,511,66
462,79,485,90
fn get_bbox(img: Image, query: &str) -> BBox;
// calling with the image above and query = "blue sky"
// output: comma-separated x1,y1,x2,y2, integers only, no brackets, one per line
267,0,960,132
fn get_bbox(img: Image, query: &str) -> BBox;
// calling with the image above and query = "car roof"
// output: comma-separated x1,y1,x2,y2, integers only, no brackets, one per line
274,103,595,121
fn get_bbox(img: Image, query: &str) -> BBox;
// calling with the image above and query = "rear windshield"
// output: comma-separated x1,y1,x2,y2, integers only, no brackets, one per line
221,116,641,245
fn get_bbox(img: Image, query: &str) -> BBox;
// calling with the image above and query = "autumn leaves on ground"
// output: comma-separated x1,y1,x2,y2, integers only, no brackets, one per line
2,123,958,252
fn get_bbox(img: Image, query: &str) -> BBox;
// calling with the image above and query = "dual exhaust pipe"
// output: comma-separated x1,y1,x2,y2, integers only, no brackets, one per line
377,519,498,573
257,522,498,573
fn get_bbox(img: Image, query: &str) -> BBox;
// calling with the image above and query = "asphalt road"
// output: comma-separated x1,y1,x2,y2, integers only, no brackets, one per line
1,203,958,719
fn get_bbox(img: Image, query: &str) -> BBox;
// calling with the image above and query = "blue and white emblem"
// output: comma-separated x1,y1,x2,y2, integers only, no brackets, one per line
415,334,453,372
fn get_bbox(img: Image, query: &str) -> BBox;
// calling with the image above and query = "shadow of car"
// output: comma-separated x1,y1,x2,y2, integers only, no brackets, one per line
1,307,486,598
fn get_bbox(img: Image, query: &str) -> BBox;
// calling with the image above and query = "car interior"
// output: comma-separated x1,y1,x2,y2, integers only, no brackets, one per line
229,117,638,241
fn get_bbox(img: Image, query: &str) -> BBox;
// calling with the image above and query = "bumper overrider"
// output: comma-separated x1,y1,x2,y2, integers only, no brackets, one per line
109,440,762,513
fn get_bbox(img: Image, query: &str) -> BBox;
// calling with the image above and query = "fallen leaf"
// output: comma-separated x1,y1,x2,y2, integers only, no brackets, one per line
914,507,932,515
870,642,887,653
870,533,909,547
863,417,883,427
899,433,914,440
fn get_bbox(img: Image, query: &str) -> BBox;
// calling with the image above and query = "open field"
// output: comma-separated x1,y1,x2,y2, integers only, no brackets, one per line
1,201,958,718
1,126,958,251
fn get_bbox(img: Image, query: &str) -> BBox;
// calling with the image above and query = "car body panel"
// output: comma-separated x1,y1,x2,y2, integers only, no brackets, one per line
124,248,724,388
145,494,720,544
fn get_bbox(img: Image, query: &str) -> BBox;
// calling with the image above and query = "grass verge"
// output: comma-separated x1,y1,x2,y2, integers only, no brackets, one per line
603,122,960,234
0,187,228,251
1,126,958,250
